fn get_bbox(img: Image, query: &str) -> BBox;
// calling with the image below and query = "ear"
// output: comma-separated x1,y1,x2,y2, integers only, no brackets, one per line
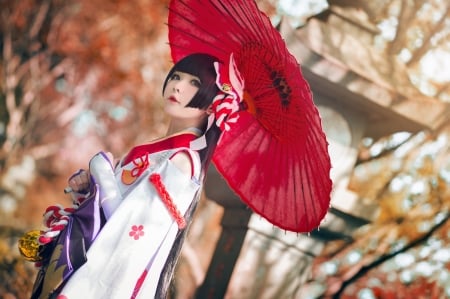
206,105,213,115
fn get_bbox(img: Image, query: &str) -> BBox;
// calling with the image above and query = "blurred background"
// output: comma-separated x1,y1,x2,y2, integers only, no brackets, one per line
0,0,449,298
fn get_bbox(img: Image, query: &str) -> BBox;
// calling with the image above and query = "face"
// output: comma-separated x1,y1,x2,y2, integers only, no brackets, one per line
163,71,207,120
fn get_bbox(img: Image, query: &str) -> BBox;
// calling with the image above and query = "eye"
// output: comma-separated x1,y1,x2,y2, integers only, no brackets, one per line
191,79,201,88
170,73,180,81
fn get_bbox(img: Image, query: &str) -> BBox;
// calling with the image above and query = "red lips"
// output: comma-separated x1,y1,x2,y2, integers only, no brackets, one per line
168,96,179,103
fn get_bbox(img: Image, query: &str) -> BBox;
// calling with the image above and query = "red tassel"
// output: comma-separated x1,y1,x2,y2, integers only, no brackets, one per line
149,173,186,229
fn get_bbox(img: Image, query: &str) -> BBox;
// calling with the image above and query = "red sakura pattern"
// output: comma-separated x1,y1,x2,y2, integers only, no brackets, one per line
129,225,145,240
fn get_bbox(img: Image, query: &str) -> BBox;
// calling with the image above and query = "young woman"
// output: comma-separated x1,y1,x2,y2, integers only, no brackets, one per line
31,53,241,299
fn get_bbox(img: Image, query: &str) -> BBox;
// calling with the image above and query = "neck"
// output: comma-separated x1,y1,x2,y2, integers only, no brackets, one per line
166,118,206,137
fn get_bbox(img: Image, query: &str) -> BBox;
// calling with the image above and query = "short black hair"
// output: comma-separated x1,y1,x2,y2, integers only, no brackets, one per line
162,53,220,110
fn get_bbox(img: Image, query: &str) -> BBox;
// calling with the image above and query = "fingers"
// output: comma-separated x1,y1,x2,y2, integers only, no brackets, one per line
68,170,90,193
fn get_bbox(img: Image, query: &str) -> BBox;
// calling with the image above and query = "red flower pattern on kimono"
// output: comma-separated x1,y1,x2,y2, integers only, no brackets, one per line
129,225,145,240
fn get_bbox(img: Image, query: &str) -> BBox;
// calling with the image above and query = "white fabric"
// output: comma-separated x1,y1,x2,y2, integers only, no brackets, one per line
59,148,201,299
227,53,244,100
89,153,122,219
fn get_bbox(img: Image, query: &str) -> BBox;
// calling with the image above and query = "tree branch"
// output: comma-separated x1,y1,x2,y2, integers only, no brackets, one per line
406,4,450,66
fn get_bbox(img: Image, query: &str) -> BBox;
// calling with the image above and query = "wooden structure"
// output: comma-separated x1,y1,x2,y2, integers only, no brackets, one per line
195,5,449,299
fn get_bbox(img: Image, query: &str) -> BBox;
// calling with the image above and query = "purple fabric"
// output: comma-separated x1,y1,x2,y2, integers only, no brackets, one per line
31,183,105,298
58,183,103,280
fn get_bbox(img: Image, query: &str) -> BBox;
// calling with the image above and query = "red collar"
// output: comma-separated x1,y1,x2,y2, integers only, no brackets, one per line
122,133,198,166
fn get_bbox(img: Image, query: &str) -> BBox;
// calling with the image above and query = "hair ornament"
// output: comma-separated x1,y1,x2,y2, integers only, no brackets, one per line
190,53,244,150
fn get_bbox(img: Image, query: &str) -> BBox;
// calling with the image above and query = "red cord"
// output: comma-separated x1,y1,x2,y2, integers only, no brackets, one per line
149,173,186,229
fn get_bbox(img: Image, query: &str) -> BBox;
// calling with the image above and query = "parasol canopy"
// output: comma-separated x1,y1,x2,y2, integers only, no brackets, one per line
168,0,332,232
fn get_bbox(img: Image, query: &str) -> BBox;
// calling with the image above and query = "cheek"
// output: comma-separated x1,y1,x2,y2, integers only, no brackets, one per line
162,84,171,97
187,86,199,98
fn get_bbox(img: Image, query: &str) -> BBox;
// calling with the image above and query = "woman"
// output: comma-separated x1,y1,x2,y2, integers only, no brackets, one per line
31,53,242,299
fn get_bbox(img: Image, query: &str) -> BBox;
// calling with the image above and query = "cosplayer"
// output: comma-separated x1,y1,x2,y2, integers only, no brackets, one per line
20,0,332,297
24,53,243,299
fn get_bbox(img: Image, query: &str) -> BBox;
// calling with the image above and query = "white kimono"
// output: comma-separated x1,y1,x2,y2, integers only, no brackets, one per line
58,135,202,299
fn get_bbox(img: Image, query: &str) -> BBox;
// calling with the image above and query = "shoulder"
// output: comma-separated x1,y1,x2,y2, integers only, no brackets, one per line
170,150,195,177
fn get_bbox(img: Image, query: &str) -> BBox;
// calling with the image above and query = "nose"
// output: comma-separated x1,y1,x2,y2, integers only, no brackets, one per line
173,83,180,93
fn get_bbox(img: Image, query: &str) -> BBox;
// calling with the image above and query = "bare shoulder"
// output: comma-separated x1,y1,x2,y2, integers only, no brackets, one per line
170,151,193,177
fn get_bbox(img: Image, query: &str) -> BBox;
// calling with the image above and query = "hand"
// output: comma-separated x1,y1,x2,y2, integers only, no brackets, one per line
66,152,114,194
68,169,91,193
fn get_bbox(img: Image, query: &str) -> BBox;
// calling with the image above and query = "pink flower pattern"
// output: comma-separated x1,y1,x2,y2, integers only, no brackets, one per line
129,225,145,240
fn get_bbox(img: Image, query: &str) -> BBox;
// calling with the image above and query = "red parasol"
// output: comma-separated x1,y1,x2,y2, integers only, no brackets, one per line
168,0,332,232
